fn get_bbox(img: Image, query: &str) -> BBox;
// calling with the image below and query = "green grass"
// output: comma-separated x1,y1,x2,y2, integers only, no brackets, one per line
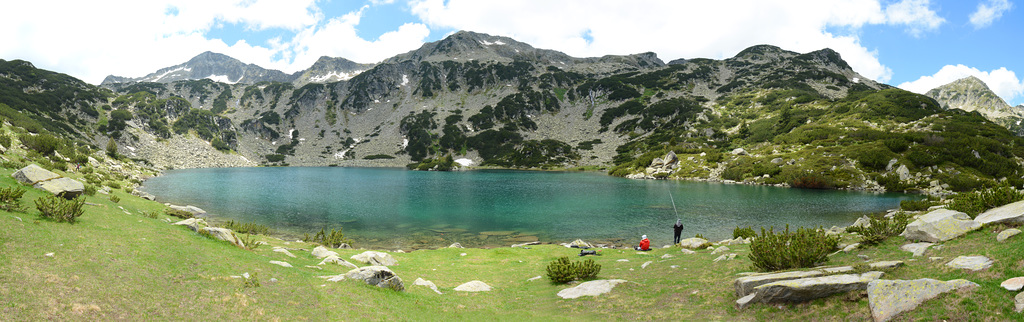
1,161,1022,319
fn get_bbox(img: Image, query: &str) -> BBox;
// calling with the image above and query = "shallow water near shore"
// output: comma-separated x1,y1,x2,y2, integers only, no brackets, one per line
140,167,916,249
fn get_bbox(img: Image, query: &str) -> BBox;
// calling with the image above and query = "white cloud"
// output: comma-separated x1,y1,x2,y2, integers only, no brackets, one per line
970,0,1013,29
897,64,1024,104
884,0,945,37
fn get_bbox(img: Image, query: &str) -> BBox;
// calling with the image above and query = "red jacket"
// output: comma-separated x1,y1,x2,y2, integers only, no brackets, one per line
639,238,650,251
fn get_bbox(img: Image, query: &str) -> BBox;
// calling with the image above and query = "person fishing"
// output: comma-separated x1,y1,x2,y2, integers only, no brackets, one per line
673,219,684,244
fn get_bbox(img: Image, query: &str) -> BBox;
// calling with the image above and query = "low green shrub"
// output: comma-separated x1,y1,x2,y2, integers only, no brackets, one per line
243,272,261,288
140,211,159,219
748,225,839,271
948,185,1024,218
546,257,601,284
109,195,120,203
105,181,121,189
223,220,271,235
1,159,26,169
165,208,194,219
35,195,85,223
311,227,352,248
363,154,396,160
83,184,97,196
789,173,835,189
858,212,911,246
733,226,756,239
239,234,262,251
0,186,27,212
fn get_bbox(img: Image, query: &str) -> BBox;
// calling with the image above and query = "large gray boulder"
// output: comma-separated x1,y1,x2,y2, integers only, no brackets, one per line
351,251,397,266
33,177,84,199
12,164,60,185
172,218,208,232
345,266,404,291
976,200,1024,225
557,279,628,299
867,278,978,322
736,272,884,310
900,209,981,242
201,227,245,248
678,237,709,249
735,270,826,297
945,255,994,271
311,246,339,259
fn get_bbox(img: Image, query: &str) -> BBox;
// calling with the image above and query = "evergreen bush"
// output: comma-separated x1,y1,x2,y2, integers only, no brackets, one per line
748,225,838,271
223,220,270,235
949,185,1024,218
0,186,27,212
311,227,352,248
165,208,194,219
733,226,756,239
857,212,911,246
546,257,601,284
35,195,85,223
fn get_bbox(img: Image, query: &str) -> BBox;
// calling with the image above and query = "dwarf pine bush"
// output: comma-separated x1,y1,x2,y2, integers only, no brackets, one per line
35,195,85,223
857,212,911,246
312,227,352,248
733,226,756,239
949,185,1024,218
546,257,601,284
748,225,839,271
0,186,27,212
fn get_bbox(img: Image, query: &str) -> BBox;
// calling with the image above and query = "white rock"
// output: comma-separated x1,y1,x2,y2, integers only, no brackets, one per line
900,209,981,242
319,255,358,269
975,200,1024,225
351,251,398,266
867,278,978,322
311,246,339,259
413,277,442,294
272,247,297,258
527,276,542,282
680,249,695,254
1016,292,1024,313
1001,277,1024,291
711,246,730,255
269,260,293,268
641,261,653,269
997,228,1021,242
661,254,674,259
678,237,709,249
945,255,994,271
900,242,933,257
454,280,491,292
556,279,628,299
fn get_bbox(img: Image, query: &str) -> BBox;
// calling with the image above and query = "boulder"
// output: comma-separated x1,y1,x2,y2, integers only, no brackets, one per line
867,278,978,322
713,254,737,262
850,216,871,228
272,247,297,258
735,270,825,297
678,237,709,249
731,148,748,156
454,280,491,292
319,255,358,269
172,218,208,232
447,242,464,248
899,242,933,257
997,228,1022,242
641,261,653,269
736,272,884,310
680,249,695,254
132,190,156,201
945,255,994,271
711,246,730,255
12,164,59,185
557,279,628,299
900,209,981,242
869,261,904,270
345,266,404,291
567,239,593,248
1016,292,1024,313
269,260,292,268
169,205,207,217
895,164,911,181
311,246,339,259
414,277,442,294
34,177,85,199
201,227,244,248
975,200,1024,225
1001,277,1024,291
351,251,398,266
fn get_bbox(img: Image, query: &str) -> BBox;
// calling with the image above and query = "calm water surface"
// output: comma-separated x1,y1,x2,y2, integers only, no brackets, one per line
141,167,915,248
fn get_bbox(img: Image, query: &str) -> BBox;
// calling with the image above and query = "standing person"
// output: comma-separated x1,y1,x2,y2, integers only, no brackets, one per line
635,235,651,251
673,219,684,244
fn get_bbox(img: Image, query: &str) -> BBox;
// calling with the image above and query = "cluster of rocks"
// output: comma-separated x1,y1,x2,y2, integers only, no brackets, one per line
12,164,85,198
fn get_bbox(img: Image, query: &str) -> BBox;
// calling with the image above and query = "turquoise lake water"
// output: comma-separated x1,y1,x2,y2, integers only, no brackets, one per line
140,167,916,249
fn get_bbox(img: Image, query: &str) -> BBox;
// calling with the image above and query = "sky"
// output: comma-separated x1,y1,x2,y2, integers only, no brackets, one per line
2,0,1022,105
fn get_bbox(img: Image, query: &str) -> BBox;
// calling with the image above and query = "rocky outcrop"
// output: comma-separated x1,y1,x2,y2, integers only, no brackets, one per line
975,200,1024,225
319,255,358,269
350,251,397,266
557,279,628,299
453,280,492,292
735,271,826,297
945,255,994,271
736,272,884,310
172,218,208,232
12,164,60,184
345,266,404,291
867,278,978,322
201,227,245,248
311,246,339,259
34,177,85,199
900,209,981,242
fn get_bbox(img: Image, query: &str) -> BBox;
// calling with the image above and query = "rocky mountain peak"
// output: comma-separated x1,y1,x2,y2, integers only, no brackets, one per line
925,76,1017,119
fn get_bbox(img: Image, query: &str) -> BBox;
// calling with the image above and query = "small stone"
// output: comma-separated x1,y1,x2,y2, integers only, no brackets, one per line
272,247,297,258
680,249,695,254
946,256,994,271
460,253,467,256
44,252,55,257
661,254,673,259
711,246,730,255
413,278,442,294
617,259,629,262
641,261,653,269
997,228,1021,242
269,278,278,283
842,243,859,252
1016,292,1024,313
454,280,491,292
900,242,933,257
857,255,870,261
527,276,542,282
670,265,679,269
1001,277,1024,291
929,257,943,261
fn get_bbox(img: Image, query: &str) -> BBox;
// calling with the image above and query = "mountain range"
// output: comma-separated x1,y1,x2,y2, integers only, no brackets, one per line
4,30,1024,194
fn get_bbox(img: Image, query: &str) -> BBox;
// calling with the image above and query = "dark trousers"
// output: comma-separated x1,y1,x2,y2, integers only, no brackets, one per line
673,233,681,244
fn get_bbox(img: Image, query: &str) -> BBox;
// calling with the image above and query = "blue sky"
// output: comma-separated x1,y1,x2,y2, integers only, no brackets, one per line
1,0,1021,105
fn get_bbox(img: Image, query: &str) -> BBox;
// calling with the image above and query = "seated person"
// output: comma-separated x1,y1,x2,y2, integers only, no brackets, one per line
634,235,651,251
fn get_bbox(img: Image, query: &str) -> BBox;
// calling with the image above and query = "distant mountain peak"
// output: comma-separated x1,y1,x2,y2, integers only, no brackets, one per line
926,76,1017,119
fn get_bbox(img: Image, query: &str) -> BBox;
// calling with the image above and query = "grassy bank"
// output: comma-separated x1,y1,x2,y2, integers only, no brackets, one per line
2,164,1023,320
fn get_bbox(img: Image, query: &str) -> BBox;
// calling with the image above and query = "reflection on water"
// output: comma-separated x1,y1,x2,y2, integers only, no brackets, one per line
141,167,916,249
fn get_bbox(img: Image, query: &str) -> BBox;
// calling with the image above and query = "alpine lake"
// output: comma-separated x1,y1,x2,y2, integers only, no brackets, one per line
140,167,918,249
